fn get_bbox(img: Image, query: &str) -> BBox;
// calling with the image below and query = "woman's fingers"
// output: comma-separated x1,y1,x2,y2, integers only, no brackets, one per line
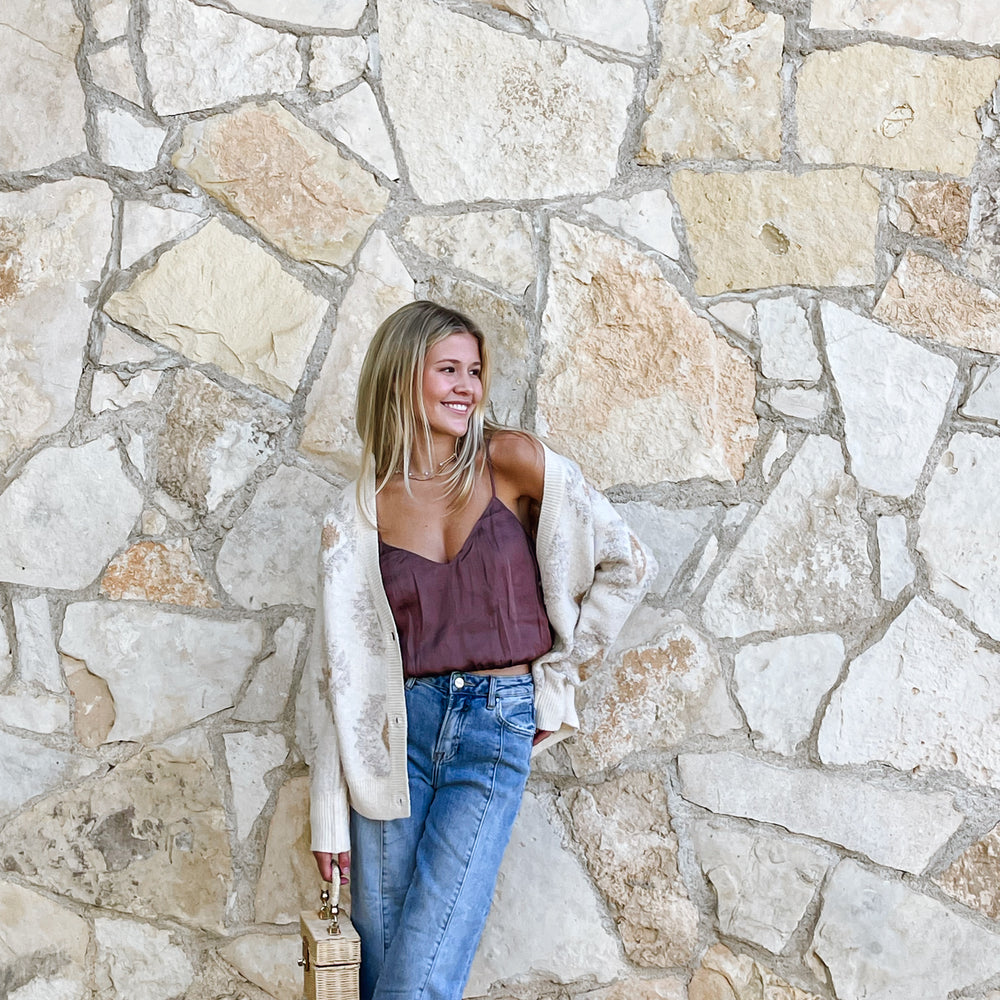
312,850,334,881
532,729,554,746
338,851,351,884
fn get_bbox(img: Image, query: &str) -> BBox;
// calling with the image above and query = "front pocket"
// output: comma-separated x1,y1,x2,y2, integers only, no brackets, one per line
496,694,535,737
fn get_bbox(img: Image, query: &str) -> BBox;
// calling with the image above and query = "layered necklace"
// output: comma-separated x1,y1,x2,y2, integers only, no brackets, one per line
405,451,457,481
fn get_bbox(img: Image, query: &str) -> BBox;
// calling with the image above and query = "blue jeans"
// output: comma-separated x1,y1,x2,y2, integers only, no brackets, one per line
350,672,535,1000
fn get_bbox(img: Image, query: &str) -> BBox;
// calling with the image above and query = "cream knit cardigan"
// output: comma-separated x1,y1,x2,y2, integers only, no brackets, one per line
301,445,655,853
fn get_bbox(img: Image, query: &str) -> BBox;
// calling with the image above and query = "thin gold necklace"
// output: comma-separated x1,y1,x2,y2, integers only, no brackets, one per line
405,452,456,481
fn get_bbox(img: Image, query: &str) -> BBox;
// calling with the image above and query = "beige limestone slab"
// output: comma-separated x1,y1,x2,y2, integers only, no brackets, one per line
88,42,143,106
582,189,681,260
120,199,204,269
174,102,387,265
935,823,1000,920
0,730,99,816
379,0,634,202
94,107,166,173
691,945,823,1000
234,617,304,723
98,321,162,365
225,731,288,840
640,0,783,163
92,0,129,39
228,0,366,28
583,979,687,1000
0,882,89,983
309,84,400,180
798,44,999,174
104,219,328,401
90,369,163,413
673,168,880,294
0,693,69,734
143,0,301,115
538,220,757,487
538,0,650,54
0,179,112,464
13,595,63,692
894,179,970,252
0,748,231,931
0,0,86,170
810,0,1000,45
564,772,699,966
99,539,220,607
875,251,1000,354
309,35,369,90
96,917,195,1000
218,934,303,1000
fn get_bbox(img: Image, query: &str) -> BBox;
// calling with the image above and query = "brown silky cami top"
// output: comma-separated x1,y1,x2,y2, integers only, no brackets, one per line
378,459,553,677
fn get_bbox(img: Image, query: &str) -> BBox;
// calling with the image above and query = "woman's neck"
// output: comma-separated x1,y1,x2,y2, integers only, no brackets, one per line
408,436,458,479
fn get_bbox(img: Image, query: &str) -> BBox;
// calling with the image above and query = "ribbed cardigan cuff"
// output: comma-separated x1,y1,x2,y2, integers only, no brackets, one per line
533,670,579,733
310,788,351,855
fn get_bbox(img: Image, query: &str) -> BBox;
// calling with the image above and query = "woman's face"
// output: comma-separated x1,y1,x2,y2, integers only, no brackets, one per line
420,331,483,441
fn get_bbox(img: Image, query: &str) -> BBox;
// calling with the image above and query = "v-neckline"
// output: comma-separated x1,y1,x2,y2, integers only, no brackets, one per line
378,496,503,566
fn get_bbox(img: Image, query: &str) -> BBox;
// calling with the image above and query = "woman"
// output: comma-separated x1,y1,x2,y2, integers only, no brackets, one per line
302,300,653,1000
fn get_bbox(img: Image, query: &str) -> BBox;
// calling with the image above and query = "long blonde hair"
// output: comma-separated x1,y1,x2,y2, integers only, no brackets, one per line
355,300,498,520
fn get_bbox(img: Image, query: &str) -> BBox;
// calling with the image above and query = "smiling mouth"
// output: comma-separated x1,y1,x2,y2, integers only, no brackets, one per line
443,402,470,412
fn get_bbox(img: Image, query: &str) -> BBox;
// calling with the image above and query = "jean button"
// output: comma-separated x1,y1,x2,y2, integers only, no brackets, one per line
454,675,465,689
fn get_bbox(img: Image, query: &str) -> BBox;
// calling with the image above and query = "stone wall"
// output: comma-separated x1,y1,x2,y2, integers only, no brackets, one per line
2,0,1000,998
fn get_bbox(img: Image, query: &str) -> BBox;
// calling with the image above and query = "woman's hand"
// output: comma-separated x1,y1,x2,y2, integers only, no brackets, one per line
532,729,554,746
313,850,351,884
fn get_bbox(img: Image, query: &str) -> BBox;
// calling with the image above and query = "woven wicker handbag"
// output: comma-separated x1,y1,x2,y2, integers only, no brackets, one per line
299,880,361,1000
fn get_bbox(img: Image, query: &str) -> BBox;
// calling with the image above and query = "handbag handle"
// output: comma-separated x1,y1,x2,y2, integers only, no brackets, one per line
318,879,341,936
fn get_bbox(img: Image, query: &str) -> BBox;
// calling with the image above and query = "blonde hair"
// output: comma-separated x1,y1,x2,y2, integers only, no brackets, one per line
355,300,498,520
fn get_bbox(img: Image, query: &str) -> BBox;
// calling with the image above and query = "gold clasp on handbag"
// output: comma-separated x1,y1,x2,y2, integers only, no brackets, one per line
319,881,342,936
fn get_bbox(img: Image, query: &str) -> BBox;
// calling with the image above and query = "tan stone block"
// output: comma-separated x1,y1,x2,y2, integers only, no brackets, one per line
810,0,999,45
935,824,1000,919
538,220,756,487
582,980,687,1000
104,219,328,401
0,748,232,932
895,180,970,252
65,658,115,748
672,168,880,294
218,934,302,1000
563,772,699,967
691,945,822,1000
641,0,783,162
0,881,90,981
173,102,387,266
875,251,1000,354
798,45,999,174
100,539,220,607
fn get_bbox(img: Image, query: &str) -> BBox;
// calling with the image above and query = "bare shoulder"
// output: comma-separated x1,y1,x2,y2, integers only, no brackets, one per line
488,430,545,502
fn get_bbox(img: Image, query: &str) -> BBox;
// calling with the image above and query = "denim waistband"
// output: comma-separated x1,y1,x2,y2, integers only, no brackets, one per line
405,671,534,696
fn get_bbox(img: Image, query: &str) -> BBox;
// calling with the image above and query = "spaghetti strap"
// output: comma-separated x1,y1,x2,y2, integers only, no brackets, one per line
485,446,497,498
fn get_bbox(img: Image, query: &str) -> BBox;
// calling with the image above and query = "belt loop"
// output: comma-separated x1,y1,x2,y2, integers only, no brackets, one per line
405,677,416,689
487,676,497,710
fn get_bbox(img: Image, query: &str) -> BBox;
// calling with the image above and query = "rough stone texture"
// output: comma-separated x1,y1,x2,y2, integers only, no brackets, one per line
0,438,142,589
174,102,388,266
0,1,86,171
538,220,757,488
119,199,203,269
100,539,220,607
0,619,12,684
309,35,369,90
702,435,877,638
874,251,1000,354
88,42,143,106
425,274,531,428
819,598,1000,789
91,0,130,40
672,168,880,295
0,180,112,464
0,693,69,734
234,617,305,723
104,219,328,401
585,191,681,263
583,978,687,1000
962,364,1000,423
538,0,649,54
757,297,821,382
810,0,1000,45
679,751,963,873
59,602,263,743
641,0,784,162
766,386,826,420
894,179,971,252
310,84,400,180
94,107,166,172
691,819,828,952
919,433,1000,640
218,933,308,1000
66,661,115,748
568,607,740,775
468,789,625,993
0,748,231,931
379,0,634,202
142,0,301,116
12,595,63,691
403,210,535,294
96,916,195,1000
254,775,317,924
798,45,998,174
90,369,163,413
97,327,159,367
216,464,339,610
564,772,699,967
229,0,366,29
935,823,1000,920
0,730,99,817
877,514,914,601
224,731,288,840
811,859,1000,1000
691,945,824,1000
300,230,414,476
157,368,288,512
823,300,956,496
734,633,844,755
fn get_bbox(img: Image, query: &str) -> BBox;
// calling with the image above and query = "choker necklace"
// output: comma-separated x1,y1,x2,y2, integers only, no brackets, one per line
405,453,456,481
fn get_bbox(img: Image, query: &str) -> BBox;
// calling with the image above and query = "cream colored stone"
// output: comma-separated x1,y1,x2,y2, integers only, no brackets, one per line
582,979,687,1000
875,251,1000,354
92,0,129,39
425,274,531,427
99,539,219,607
895,180,971,252
935,823,1000,920
310,83,399,180
95,107,165,172
235,617,305,723
225,731,288,840
757,297,821,381
691,945,823,1000
640,0,783,162
538,220,756,487
174,102,387,265
96,917,194,1000
90,369,162,413
877,514,915,601
0,749,231,931
564,773,699,967
568,606,740,775
309,35,368,90
0,693,69,734
962,363,1000,423
673,168,880,294
120,199,203,269
104,219,328,401
709,300,755,339
403,210,535,294
583,189,681,260
0,179,112,463
379,0,634,202
143,0,301,115
99,326,160,365
0,619,11,684
88,42,143,105
218,934,303,1000
255,776,317,924
798,45,998,174
13,595,63,692
67,661,115,748
0,1,86,170
810,0,1000,44
10,978,85,1000
538,0,649,54
229,0,366,28
0,730,98,815
301,230,414,476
